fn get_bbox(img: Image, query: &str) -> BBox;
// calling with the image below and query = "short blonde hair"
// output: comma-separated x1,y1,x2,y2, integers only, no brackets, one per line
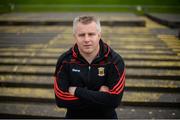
73,16,101,34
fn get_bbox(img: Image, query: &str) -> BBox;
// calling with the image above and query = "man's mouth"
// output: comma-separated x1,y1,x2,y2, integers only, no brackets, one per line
84,45,91,47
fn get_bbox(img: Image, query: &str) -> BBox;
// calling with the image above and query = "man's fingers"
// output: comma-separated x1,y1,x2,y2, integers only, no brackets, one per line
99,85,109,92
68,86,77,95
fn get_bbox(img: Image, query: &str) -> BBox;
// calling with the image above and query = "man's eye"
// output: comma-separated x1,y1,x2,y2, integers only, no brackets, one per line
78,34,85,37
89,33,95,36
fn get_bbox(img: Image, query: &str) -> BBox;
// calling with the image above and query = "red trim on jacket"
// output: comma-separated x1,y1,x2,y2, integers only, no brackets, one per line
107,64,126,95
54,77,79,100
104,43,110,58
54,63,79,101
72,44,77,58
62,61,87,66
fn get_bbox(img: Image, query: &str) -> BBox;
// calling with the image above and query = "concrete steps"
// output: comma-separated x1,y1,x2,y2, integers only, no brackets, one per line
1,75,180,89
1,58,180,69
0,14,180,119
0,13,145,27
145,13,180,28
1,103,179,119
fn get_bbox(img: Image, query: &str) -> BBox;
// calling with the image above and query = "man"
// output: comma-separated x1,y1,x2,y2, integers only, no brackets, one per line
54,16,125,119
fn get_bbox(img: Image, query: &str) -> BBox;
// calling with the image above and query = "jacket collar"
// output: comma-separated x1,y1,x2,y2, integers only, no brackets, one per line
72,39,110,63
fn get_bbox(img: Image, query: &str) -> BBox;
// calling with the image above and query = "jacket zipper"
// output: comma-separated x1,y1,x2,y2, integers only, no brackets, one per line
88,65,91,83
77,57,92,86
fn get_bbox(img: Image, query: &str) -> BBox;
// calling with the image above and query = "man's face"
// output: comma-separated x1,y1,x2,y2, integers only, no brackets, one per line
74,21,101,55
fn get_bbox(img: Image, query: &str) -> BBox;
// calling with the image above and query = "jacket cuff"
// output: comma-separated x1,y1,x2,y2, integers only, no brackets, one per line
75,87,84,98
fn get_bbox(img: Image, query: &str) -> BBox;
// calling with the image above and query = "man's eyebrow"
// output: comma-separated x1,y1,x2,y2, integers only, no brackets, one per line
77,32,96,35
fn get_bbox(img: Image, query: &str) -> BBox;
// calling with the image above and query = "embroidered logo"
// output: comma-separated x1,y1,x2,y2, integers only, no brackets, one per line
72,68,80,73
98,67,105,77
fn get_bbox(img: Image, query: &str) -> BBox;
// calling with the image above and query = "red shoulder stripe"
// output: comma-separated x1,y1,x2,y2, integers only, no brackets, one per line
54,77,78,100
111,68,125,92
108,64,125,95
108,76,125,94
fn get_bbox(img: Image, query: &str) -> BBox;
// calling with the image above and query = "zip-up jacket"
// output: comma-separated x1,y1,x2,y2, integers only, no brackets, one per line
54,39,125,118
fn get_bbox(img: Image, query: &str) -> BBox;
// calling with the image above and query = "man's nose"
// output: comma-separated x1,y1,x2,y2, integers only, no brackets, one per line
84,34,90,42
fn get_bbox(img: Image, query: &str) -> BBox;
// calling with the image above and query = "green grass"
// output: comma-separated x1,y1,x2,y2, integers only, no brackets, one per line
0,0,180,13
1,0,180,5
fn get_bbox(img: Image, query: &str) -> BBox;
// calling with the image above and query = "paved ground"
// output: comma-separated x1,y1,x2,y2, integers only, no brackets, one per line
0,12,180,119
0,12,145,26
146,13,180,28
147,13,180,22
0,12,142,21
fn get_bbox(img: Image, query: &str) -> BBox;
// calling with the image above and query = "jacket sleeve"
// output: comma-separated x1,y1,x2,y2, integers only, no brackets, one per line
54,55,89,110
74,55,125,108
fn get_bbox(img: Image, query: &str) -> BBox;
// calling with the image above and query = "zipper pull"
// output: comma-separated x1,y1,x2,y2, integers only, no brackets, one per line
88,66,91,70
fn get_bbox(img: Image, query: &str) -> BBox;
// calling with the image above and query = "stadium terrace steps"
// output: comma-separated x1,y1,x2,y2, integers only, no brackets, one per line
1,103,179,119
0,13,180,119
0,13,145,27
145,13,180,28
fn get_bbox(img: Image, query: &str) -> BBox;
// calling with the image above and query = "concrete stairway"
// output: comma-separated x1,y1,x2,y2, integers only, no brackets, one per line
0,14,180,119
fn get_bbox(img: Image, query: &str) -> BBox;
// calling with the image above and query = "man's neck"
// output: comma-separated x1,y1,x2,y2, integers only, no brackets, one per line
80,46,100,64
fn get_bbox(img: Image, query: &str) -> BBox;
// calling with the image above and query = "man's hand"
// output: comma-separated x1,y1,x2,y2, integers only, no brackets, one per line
69,86,109,95
99,85,109,92
68,86,77,95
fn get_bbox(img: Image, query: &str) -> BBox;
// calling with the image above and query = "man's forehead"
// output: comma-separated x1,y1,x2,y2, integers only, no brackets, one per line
77,21,96,27
76,22,97,31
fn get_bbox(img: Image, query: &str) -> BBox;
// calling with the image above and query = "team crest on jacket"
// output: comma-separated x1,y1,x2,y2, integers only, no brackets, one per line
98,67,105,77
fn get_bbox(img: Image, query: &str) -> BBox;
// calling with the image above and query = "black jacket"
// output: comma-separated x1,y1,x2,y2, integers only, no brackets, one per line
54,39,125,118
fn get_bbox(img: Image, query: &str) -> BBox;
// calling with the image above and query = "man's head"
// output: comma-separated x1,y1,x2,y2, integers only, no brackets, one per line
73,16,101,56
73,16,101,34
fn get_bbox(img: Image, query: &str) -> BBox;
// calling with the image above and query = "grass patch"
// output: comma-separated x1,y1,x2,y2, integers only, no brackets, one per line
1,0,180,5
0,0,180,13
